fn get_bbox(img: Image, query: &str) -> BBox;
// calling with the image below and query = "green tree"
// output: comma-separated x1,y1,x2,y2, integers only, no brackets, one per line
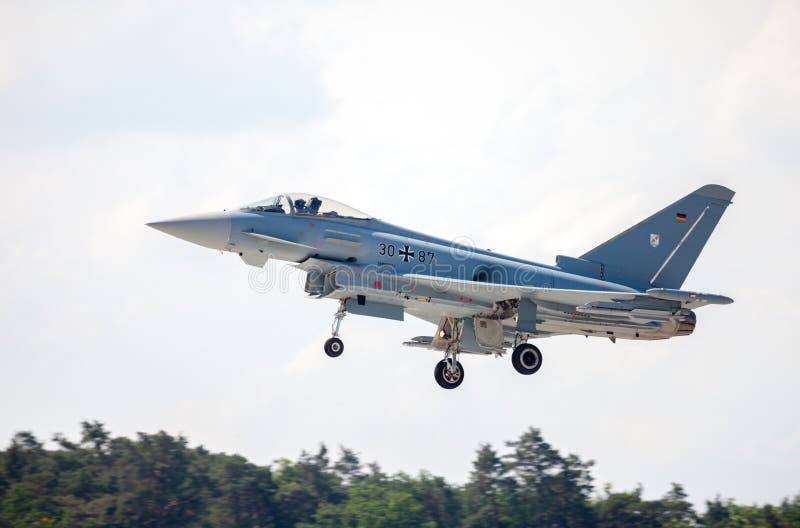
273,444,345,526
779,494,800,527
339,474,434,528
1,421,798,528
660,483,697,527
0,432,59,528
504,427,596,527
463,443,510,528
595,484,665,528
702,496,732,528
206,453,277,528
407,471,462,528
595,483,697,528
333,446,365,485
111,431,208,527
80,421,111,454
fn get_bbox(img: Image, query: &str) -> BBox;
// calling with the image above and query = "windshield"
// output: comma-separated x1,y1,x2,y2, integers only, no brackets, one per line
288,194,370,219
242,195,290,214
243,193,372,219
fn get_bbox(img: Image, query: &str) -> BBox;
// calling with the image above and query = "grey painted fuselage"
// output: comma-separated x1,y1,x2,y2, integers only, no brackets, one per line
148,185,734,355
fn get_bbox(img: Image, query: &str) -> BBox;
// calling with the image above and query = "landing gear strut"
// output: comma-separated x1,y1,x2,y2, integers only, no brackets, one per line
434,345,464,389
324,300,346,358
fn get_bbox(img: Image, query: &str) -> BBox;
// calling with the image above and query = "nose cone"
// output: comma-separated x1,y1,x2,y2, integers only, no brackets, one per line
147,212,232,250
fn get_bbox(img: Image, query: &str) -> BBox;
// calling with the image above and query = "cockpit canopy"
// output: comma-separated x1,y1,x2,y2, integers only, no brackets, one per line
242,193,372,220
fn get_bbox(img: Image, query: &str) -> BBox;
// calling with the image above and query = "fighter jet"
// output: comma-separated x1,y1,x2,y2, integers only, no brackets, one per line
147,184,734,389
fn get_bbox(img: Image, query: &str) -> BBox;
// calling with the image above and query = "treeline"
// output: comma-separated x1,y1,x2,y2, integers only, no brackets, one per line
0,422,797,527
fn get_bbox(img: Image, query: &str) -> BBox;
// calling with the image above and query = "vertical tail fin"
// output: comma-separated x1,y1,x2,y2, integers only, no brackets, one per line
574,184,734,290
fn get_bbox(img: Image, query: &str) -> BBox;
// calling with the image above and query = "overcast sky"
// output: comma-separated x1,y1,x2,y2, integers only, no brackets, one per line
1,0,798,508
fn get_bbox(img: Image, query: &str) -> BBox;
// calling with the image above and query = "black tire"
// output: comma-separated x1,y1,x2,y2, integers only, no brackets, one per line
324,337,344,358
512,343,542,375
434,359,464,389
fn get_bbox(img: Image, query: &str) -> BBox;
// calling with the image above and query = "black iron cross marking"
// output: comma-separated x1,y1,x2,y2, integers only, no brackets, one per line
398,245,415,262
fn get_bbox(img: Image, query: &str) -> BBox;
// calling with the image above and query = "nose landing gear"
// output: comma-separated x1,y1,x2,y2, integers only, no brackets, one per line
324,300,347,358
324,337,344,357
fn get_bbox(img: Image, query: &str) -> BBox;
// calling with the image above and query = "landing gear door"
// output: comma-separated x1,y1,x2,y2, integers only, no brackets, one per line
516,299,538,334
473,317,503,348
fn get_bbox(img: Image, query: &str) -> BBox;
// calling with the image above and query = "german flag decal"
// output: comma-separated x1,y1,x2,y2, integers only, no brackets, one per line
676,213,687,221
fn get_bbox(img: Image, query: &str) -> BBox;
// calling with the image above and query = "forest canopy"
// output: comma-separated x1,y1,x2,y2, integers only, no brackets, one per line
0,422,797,528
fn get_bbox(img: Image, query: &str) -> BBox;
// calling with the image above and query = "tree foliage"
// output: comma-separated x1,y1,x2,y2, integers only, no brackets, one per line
0,422,796,528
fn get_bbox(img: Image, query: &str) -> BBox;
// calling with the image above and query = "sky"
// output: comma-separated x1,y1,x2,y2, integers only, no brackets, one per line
1,0,799,509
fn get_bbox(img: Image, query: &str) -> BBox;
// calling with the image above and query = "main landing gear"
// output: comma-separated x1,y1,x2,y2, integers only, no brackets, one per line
434,346,464,389
511,342,542,375
323,308,544,387
324,300,346,358
433,336,543,389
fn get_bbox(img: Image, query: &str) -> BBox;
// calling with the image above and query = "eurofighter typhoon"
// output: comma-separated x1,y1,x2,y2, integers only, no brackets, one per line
148,185,734,389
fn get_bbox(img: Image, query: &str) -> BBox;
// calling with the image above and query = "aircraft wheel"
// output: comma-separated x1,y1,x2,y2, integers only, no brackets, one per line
512,343,542,375
434,359,464,389
324,337,344,358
